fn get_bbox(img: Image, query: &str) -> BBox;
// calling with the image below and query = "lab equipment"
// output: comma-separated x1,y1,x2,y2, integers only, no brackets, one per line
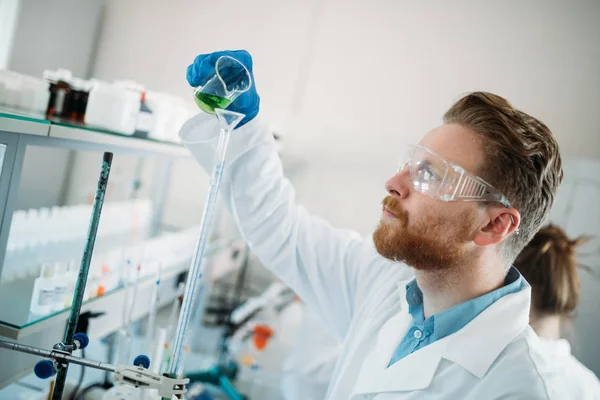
65,77,92,122
187,50,259,126
51,262,69,312
0,70,50,114
84,81,141,134
114,263,141,366
401,144,512,207
133,90,156,138
168,283,185,338
63,260,79,307
30,263,57,316
165,108,245,388
230,282,290,325
0,153,116,396
185,244,252,400
2,198,154,285
145,267,161,352
157,283,185,374
186,384,215,400
0,338,189,398
193,55,251,114
52,152,113,400
44,69,73,119
142,91,197,143
113,80,156,139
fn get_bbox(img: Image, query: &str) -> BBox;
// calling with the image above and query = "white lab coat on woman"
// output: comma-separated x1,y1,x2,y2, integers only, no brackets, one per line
180,113,569,399
537,337,600,399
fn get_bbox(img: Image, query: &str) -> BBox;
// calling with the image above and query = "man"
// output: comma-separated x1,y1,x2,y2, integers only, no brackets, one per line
182,50,566,399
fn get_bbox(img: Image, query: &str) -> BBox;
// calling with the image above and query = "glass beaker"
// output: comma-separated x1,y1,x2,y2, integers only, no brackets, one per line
193,55,252,114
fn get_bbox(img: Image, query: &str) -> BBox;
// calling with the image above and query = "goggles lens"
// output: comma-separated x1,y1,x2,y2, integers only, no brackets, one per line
407,146,447,197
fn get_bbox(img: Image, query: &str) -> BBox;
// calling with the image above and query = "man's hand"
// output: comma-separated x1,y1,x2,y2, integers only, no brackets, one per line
186,50,260,127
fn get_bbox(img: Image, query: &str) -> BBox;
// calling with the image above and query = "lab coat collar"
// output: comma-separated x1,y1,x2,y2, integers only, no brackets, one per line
352,282,439,394
442,279,531,378
351,278,532,395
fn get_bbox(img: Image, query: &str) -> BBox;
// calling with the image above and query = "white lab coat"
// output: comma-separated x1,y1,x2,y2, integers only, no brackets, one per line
180,113,569,399
537,337,600,399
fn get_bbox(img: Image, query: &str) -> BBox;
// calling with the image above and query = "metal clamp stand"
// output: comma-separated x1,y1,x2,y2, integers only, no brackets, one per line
0,339,189,398
50,152,113,399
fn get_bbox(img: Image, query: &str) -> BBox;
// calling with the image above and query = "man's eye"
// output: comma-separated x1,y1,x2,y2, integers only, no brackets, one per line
416,163,440,181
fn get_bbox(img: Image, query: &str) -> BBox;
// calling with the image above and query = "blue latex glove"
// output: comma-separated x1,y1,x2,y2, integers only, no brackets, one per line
186,50,260,127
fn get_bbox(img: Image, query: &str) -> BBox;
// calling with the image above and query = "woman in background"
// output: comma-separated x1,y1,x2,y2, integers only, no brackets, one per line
514,224,600,398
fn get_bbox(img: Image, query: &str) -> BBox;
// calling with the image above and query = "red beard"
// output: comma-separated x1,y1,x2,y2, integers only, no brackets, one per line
373,196,474,270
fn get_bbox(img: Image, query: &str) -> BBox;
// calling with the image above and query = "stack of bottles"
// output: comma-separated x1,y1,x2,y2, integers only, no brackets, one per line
0,68,197,141
28,226,199,317
3,199,153,283
0,70,51,115
44,69,92,122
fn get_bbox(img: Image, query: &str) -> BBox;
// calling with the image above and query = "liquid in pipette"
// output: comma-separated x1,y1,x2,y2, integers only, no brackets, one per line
193,93,232,114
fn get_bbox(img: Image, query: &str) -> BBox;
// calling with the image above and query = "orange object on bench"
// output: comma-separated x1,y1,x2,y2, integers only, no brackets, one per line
253,324,274,351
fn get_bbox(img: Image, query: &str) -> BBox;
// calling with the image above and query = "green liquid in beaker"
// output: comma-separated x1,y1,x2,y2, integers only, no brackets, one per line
194,93,232,114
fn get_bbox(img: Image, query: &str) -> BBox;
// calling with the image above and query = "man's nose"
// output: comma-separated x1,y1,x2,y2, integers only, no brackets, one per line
385,168,411,199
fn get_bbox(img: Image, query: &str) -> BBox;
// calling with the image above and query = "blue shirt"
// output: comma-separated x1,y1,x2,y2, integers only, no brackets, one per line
389,267,525,366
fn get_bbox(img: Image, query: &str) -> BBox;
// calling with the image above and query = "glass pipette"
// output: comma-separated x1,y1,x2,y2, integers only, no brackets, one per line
165,109,244,383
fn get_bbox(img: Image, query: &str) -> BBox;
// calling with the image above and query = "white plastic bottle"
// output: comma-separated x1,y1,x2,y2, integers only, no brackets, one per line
62,259,79,308
30,263,56,316
52,262,69,312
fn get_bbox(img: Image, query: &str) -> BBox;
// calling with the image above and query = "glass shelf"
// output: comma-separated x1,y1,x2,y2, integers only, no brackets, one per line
0,238,232,337
0,106,185,149
0,106,51,125
0,259,185,330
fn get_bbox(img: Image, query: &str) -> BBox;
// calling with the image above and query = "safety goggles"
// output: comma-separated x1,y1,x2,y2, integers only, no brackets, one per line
400,145,513,209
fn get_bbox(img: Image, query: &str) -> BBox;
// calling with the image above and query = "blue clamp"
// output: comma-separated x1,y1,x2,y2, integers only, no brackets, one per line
34,360,57,379
133,354,151,369
74,332,89,349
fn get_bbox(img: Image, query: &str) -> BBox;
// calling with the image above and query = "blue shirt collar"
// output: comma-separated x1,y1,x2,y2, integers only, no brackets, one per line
405,266,525,341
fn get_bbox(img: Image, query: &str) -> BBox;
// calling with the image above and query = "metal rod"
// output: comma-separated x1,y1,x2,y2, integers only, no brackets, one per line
0,340,116,373
166,125,232,377
53,152,113,399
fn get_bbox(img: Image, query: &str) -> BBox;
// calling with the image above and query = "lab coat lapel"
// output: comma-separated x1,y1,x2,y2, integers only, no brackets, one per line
352,281,444,395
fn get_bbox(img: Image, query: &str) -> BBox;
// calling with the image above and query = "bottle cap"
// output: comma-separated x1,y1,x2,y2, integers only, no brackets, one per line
67,259,77,273
41,263,56,278
55,69,73,81
55,262,68,277
42,70,56,82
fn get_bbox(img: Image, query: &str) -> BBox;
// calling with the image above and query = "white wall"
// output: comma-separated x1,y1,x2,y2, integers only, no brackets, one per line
8,0,105,77
0,0,20,70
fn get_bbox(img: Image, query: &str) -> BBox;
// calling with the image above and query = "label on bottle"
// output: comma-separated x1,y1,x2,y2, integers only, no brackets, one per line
54,285,68,303
136,111,155,133
38,289,55,306
55,90,67,115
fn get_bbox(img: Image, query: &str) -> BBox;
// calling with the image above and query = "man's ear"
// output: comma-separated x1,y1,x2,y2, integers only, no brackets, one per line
473,207,520,247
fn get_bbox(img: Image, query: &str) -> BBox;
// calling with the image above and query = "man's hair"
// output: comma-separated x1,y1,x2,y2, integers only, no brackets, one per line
514,224,589,316
443,92,563,263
